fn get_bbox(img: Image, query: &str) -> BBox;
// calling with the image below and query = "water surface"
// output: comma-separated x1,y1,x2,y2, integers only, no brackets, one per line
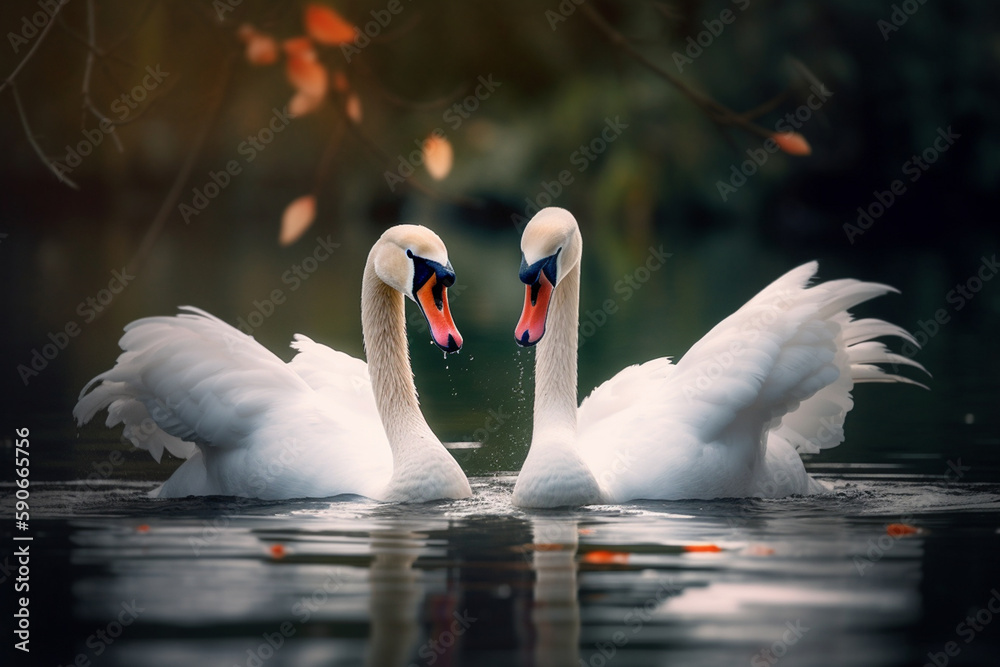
6,467,1000,667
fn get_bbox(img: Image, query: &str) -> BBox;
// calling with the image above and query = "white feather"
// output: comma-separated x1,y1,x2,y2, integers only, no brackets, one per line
511,209,928,507
74,225,472,502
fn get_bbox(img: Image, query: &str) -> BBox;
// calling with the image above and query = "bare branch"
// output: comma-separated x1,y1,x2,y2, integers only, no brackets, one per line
0,0,70,94
11,81,80,190
578,3,775,139
82,0,124,152
355,60,469,113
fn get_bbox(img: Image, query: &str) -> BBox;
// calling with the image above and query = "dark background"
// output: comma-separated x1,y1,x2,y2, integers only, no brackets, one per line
0,0,997,479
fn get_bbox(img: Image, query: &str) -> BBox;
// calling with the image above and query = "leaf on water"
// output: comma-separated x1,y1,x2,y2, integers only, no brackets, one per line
423,134,453,180
280,195,317,246
773,131,812,156
305,4,356,45
345,92,362,123
886,523,920,537
581,550,630,565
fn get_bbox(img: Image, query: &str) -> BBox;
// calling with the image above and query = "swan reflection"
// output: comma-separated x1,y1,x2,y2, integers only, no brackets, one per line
529,516,581,667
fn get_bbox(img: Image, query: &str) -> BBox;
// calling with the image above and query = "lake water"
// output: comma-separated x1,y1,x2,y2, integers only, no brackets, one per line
6,466,1000,667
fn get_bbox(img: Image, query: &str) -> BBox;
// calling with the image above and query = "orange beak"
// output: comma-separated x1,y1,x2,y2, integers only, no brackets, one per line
415,273,463,353
515,271,554,347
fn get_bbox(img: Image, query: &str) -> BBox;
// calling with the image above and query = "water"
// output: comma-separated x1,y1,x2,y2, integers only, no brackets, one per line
6,468,1000,667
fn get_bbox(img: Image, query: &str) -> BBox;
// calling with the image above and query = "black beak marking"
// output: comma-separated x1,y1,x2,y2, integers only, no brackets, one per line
519,249,560,289
529,281,542,306
411,253,455,311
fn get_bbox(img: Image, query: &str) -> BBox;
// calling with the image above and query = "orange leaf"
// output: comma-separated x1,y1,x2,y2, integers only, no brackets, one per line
305,4,355,45
772,131,812,156
332,70,350,93
582,550,630,565
286,55,328,99
289,91,323,118
237,23,257,43
245,33,278,66
280,195,317,246
345,92,363,123
887,523,920,537
135,524,150,533
683,544,722,553
269,543,287,559
743,544,775,556
283,36,316,60
423,134,453,180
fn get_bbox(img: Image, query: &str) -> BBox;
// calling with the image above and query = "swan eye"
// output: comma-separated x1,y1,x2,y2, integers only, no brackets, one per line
406,249,414,258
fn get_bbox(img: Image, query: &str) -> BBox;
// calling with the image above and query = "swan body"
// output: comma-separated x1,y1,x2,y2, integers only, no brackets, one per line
74,225,472,502
511,208,927,508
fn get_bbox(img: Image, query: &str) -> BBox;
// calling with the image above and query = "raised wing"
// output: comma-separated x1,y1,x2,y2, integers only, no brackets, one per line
74,307,312,462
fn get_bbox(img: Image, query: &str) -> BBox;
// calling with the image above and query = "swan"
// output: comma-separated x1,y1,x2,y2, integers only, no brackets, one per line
510,207,927,508
74,224,472,502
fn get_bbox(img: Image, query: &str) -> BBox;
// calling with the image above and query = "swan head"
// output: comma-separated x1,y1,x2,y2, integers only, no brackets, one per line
372,224,463,353
515,207,582,346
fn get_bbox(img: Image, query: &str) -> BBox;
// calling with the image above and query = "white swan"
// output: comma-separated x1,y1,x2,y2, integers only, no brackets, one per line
510,208,927,508
74,225,472,502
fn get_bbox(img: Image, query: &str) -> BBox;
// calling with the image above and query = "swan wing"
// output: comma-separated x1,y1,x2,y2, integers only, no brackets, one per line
74,307,311,460
578,262,925,500
73,308,393,498
577,356,675,434
287,334,381,419
666,262,925,450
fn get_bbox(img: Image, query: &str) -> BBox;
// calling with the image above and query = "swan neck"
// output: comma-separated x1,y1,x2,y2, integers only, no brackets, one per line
533,261,580,437
360,261,432,450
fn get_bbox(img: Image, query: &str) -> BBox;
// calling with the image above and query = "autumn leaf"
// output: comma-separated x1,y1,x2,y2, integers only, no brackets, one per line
773,131,812,156
345,92,362,123
887,523,920,537
238,24,278,66
246,34,278,66
332,70,350,93
305,4,355,45
282,36,316,60
423,134,453,180
280,195,317,246
286,53,328,100
581,550,630,565
289,91,323,118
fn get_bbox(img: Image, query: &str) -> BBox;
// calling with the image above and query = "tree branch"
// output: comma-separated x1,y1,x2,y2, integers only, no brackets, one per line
82,0,124,152
0,0,69,94
11,81,80,190
578,3,775,139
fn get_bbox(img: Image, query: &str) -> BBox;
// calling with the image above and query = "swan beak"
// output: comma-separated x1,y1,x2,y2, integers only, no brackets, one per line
415,273,463,353
515,271,554,347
